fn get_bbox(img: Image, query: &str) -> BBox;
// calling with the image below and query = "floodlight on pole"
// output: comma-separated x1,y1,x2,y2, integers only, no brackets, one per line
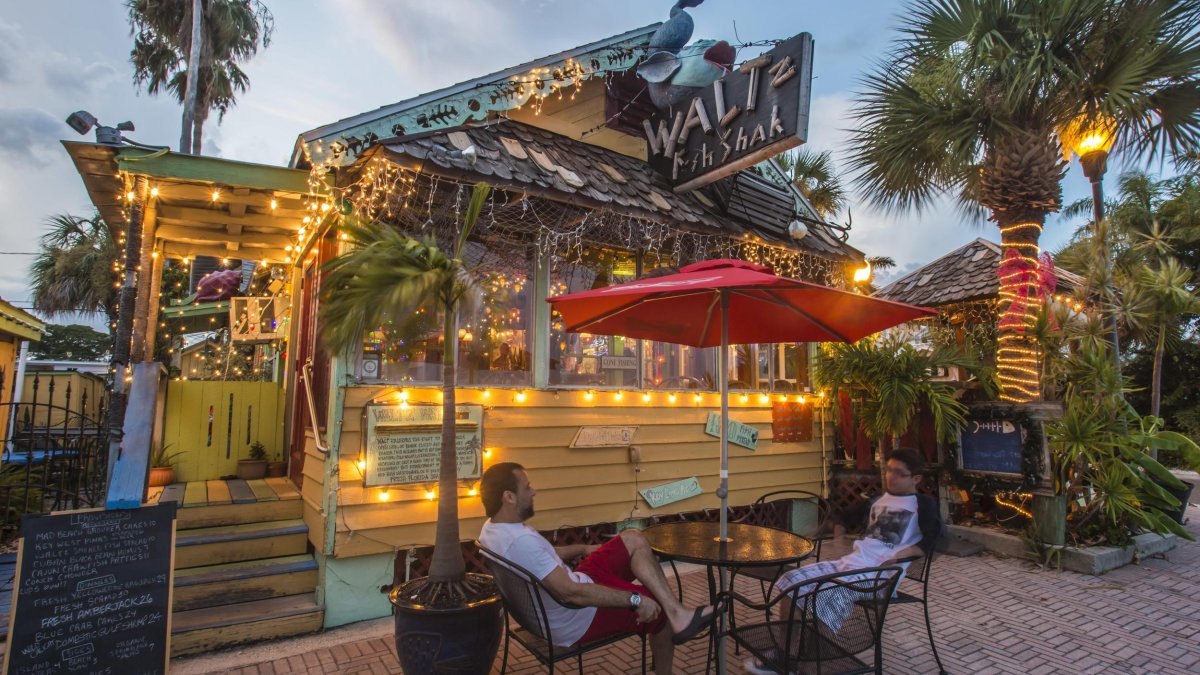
1063,113,1121,366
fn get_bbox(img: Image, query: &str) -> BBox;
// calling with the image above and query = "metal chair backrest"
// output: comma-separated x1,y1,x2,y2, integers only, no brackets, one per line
745,489,830,536
774,565,902,667
478,543,579,646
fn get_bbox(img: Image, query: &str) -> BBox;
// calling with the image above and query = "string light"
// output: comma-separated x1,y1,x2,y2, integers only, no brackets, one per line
668,393,677,403
584,390,594,402
642,392,651,403
211,189,220,202
515,391,527,403
614,391,624,402
425,488,436,501
380,490,391,502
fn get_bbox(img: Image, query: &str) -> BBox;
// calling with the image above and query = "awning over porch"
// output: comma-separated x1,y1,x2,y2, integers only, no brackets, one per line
63,142,323,264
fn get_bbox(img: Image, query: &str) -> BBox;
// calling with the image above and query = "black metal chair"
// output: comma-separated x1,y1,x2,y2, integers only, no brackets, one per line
891,551,947,675
718,565,903,675
730,490,833,601
478,543,647,675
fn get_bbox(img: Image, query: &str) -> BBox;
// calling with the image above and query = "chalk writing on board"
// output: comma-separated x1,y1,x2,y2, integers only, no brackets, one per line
5,503,176,675
960,417,1025,475
363,403,484,487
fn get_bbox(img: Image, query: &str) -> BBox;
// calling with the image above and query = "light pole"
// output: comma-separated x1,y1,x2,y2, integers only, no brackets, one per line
1066,116,1120,367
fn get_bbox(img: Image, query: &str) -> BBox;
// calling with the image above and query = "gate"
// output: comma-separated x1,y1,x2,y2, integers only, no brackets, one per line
0,373,108,540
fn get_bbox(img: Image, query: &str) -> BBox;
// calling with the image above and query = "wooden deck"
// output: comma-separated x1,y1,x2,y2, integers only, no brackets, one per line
146,477,300,508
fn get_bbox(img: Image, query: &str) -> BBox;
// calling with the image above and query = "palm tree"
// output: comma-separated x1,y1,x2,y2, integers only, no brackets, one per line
849,0,1200,402
127,0,273,154
29,213,119,327
775,148,848,220
320,183,491,590
1058,171,1200,422
815,335,974,471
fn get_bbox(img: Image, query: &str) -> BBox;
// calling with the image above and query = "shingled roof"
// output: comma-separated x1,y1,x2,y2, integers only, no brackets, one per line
876,238,1086,307
353,119,860,261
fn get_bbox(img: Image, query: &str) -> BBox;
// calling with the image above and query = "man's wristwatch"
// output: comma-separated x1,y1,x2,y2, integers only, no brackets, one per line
628,592,642,610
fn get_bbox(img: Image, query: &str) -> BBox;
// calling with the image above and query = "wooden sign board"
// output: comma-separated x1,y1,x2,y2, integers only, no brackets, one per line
704,412,759,450
771,402,813,442
570,426,638,448
640,477,703,508
363,403,484,487
960,417,1025,475
4,503,177,675
645,32,814,192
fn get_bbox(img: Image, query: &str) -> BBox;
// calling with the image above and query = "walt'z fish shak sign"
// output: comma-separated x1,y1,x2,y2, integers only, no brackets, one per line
645,33,814,192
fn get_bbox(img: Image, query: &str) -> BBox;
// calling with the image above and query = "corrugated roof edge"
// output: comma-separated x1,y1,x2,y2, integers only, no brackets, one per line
290,23,660,167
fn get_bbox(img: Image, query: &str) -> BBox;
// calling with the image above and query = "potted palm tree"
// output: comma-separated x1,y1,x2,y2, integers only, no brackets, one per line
319,182,502,673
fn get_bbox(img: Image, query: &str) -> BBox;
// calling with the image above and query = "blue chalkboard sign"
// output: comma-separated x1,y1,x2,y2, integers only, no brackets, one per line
960,417,1025,475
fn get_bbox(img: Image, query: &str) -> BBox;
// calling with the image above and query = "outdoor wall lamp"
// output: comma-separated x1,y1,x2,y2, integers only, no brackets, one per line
852,261,872,284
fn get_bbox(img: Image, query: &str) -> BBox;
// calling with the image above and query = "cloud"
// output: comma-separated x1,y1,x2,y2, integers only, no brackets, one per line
0,107,62,165
0,21,24,83
41,54,120,95
341,0,544,92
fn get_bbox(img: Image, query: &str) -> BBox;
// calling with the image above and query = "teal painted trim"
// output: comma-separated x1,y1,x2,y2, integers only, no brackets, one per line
321,552,395,628
532,250,551,389
324,349,351,558
117,147,319,195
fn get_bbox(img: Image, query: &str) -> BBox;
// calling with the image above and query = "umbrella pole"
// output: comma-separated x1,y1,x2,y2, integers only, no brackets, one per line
717,290,730,675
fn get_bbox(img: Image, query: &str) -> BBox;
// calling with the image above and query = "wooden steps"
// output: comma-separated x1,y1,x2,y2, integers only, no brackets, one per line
171,594,324,657
173,554,318,611
175,519,308,569
161,479,322,657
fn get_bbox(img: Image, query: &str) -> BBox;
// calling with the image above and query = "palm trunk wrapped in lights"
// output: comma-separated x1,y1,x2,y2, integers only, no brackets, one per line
980,131,1065,403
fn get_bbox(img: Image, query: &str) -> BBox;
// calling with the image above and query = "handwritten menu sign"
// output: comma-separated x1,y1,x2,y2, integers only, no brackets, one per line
4,503,177,675
771,402,813,443
363,403,484,487
960,418,1025,475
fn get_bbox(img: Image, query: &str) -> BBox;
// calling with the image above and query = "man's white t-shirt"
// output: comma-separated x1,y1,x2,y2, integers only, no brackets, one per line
479,519,597,646
837,493,921,572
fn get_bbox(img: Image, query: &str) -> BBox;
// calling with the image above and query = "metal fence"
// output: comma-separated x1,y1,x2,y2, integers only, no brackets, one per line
0,373,109,539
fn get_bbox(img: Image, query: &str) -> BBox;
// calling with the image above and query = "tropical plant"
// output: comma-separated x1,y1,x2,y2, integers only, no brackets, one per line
775,148,848,220
1047,340,1200,545
248,440,267,461
127,0,274,154
320,182,491,596
30,212,120,327
0,465,43,533
849,0,1200,402
150,443,183,468
814,335,974,467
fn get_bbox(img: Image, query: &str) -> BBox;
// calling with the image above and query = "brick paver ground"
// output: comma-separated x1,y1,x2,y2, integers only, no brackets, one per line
197,501,1199,674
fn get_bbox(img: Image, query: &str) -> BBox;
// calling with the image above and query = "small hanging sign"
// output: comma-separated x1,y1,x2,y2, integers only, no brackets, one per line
570,426,638,448
640,477,703,508
704,412,759,450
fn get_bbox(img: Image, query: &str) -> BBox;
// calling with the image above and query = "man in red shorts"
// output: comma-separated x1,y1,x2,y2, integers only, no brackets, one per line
479,462,717,674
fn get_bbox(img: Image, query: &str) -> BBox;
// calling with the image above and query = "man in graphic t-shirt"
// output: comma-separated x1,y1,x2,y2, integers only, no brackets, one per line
478,462,717,675
745,448,942,675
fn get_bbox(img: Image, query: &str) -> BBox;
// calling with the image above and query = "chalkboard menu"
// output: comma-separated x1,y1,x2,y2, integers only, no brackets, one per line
959,417,1025,475
4,503,176,675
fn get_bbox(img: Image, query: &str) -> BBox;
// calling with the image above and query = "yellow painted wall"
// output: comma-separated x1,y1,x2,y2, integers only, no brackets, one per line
0,339,15,440
17,371,106,428
162,380,286,481
329,387,828,558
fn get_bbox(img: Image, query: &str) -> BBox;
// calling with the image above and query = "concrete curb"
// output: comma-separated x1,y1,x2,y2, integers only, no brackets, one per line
945,524,1179,575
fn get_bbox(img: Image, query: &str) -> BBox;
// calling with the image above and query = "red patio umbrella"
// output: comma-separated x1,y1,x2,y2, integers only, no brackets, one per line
547,259,935,540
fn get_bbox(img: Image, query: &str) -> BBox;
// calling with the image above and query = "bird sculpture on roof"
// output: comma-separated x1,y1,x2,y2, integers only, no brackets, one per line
637,0,735,109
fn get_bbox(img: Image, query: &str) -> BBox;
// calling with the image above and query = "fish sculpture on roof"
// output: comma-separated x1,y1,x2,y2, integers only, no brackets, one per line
637,0,735,109
194,269,244,303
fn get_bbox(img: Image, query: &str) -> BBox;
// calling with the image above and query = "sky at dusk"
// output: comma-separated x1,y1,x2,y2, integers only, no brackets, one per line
0,0,1118,327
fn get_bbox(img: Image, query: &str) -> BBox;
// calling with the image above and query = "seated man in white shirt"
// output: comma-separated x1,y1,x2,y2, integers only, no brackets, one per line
479,462,717,675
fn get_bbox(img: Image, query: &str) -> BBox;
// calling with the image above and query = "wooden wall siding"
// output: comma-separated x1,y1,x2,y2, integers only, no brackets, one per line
163,381,286,482
300,430,327,552
507,78,646,160
329,387,826,558
17,372,106,427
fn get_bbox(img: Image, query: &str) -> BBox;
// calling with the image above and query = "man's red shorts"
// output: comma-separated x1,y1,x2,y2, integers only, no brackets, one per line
576,535,668,642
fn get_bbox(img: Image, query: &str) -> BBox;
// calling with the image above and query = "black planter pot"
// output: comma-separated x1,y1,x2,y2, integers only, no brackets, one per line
390,573,503,674
1160,480,1194,525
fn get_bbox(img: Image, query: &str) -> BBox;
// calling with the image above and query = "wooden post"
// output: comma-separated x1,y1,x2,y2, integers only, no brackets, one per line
144,247,165,359
106,175,148,499
131,196,158,363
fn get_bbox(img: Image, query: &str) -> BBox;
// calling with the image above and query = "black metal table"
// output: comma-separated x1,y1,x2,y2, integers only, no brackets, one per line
642,521,814,674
